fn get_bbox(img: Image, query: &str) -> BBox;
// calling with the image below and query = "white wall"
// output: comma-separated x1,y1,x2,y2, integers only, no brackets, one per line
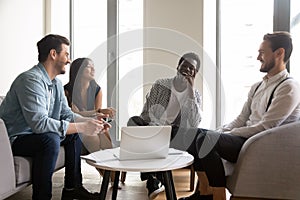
143,0,204,101
0,0,44,95
142,0,220,128
0,0,72,96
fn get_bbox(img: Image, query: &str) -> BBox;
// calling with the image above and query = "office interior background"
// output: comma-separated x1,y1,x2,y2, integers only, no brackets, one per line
0,0,299,143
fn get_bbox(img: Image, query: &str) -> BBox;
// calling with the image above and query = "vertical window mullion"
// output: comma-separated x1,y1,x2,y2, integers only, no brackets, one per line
107,0,119,143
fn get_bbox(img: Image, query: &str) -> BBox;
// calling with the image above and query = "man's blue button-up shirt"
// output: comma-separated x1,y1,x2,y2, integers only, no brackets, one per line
0,63,78,143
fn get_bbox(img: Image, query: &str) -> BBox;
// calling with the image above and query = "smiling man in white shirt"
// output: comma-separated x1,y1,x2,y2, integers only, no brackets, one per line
179,32,300,200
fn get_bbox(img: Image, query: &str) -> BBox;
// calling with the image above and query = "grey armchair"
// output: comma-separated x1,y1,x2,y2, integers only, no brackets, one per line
0,96,66,200
225,121,300,200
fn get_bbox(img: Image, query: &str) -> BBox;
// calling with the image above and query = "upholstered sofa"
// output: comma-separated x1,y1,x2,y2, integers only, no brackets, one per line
225,121,300,200
0,96,65,200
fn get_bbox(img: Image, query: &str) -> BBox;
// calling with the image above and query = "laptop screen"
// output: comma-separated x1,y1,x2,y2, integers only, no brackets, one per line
117,126,172,160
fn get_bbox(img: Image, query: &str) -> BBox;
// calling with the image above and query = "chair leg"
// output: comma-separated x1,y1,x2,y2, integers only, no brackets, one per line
121,171,127,183
190,165,195,192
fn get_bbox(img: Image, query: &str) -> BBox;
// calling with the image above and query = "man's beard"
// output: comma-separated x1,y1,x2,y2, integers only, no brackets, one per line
260,59,275,73
60,68,66,75
58,62,68,74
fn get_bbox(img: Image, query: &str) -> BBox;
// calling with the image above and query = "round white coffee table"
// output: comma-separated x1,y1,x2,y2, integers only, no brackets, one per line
82,147,194,200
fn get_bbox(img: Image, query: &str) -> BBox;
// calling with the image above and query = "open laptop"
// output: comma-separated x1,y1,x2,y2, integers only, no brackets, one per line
114,126,172,160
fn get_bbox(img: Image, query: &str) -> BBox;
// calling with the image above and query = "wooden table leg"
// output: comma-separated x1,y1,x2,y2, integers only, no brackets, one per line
163,170,177,200
112,171,120,200
99,170,111,200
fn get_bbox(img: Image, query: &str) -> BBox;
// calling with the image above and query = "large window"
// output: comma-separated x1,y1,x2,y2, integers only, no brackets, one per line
118,0,144,132
73,0,108,106
290,0,300,82
219,0,273,124
71,0,143,141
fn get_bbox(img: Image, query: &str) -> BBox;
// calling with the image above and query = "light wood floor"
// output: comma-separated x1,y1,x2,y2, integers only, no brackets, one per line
5,160,231,200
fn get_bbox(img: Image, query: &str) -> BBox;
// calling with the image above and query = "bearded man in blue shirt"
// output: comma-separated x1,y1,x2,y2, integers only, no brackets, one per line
0,34,109,200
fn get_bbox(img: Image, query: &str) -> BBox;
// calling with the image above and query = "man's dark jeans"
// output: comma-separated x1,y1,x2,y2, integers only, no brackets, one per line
12,132,83,200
